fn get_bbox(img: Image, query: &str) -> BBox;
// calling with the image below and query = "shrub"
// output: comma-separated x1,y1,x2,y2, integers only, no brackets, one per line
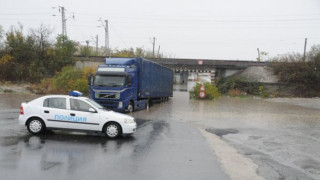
0,54,15,80
271,46,320,97
216,77,263,96
189,82,220,100
38,66,96,95
0,26,76,82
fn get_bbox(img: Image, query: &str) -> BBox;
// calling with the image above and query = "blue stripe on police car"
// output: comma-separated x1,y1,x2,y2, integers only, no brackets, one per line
54,115,87,122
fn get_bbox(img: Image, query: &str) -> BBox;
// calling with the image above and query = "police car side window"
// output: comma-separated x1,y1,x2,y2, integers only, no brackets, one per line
70,99,92,112
43,98,66,109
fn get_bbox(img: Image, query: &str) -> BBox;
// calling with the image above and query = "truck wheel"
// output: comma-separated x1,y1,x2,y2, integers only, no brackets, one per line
27,118,45,135
127,102,134,113
104,123,121,138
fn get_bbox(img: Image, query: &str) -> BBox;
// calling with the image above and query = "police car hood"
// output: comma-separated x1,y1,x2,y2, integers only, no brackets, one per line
102,110,133,120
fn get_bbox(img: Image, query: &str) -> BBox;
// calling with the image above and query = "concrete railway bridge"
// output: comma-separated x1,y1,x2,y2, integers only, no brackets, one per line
75,56,267,84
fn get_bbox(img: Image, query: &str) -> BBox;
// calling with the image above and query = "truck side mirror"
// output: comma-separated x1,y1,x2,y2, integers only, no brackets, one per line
88,74,93,85
126,76,132,86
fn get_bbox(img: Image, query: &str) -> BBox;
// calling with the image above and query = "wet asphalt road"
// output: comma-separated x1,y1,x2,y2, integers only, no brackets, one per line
1,84,320,180
134,84,320,180
0,93,229,180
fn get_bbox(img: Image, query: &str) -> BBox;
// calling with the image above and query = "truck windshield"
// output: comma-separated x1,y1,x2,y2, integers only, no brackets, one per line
94,75,125,87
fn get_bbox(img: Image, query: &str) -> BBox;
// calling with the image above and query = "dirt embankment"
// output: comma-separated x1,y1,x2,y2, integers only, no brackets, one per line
236,66,300,97
237,66,278,83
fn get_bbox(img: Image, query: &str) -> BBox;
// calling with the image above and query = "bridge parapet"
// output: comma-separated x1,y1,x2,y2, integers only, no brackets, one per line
74,56,267,79
75,56,266,68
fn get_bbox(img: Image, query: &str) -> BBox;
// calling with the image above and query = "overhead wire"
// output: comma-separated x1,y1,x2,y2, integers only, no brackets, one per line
1,8,320,56
109,24,129,48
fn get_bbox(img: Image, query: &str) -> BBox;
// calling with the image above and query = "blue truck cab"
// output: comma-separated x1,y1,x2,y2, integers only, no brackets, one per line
88,58,173,112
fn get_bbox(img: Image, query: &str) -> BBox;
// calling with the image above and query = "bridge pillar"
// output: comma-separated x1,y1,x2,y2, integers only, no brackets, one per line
174,70,188,84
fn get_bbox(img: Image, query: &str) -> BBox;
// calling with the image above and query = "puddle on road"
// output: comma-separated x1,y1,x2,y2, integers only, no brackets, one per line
206,128,239,137
294,158,320,176
135,118,150,127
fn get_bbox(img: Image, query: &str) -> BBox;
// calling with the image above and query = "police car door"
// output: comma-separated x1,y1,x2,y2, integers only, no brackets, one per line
69,98,100,131
41,97,72,129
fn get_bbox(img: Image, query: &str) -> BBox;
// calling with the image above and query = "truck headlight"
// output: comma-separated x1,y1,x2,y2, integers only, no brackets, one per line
124,118,135,123
118,102,123,109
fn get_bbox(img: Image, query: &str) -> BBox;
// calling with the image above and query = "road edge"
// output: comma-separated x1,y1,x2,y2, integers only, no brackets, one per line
198,128,265,180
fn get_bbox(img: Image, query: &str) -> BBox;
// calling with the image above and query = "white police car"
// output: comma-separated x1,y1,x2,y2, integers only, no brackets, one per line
18,92,137,138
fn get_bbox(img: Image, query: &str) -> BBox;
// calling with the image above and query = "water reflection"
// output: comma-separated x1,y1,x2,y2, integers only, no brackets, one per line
0,132,136,178
173,81,197,92
0,117,170,179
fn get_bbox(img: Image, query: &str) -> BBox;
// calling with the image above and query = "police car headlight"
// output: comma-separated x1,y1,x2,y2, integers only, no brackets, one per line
124,118,135,123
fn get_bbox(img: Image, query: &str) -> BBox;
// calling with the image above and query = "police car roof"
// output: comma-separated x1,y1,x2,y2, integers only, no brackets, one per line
42,95,88,100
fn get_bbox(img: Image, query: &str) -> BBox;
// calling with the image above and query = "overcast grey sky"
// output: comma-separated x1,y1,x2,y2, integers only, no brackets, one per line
1,0,320,60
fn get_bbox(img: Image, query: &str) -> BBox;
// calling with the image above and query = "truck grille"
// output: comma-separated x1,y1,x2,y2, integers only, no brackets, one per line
97,100,118,109
98,93,116,99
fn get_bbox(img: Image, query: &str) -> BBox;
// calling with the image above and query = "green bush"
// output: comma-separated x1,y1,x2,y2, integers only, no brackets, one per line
0,25,76,82
38,66,96,95
271,46,320,97
216,77,263,96
189,82,221,100
71,79,89,94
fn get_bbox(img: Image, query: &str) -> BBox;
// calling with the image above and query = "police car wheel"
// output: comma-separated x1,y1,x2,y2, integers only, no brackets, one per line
27,118,45,134
104,123,121,138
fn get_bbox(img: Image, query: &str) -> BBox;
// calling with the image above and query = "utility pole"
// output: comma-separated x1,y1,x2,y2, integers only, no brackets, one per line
59,6,67,37
257,48,260,62
303,38,307,61
99,19,109,56
96,34,99,55
85,40,90,57
152,37,156,58
157,45,160,58
105,20,109,56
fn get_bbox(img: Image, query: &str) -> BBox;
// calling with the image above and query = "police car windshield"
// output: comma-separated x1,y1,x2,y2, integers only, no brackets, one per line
94,75,125,87
85,98,107,110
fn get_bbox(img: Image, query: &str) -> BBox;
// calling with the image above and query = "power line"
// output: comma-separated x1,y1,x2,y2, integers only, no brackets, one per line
3,10,319,23
68,20,89,40
0,12,52,15
109,24,128,48
76,14,320,22
74,12,320,21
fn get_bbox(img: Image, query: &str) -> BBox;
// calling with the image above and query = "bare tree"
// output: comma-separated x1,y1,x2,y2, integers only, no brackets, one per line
30,24,53,62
